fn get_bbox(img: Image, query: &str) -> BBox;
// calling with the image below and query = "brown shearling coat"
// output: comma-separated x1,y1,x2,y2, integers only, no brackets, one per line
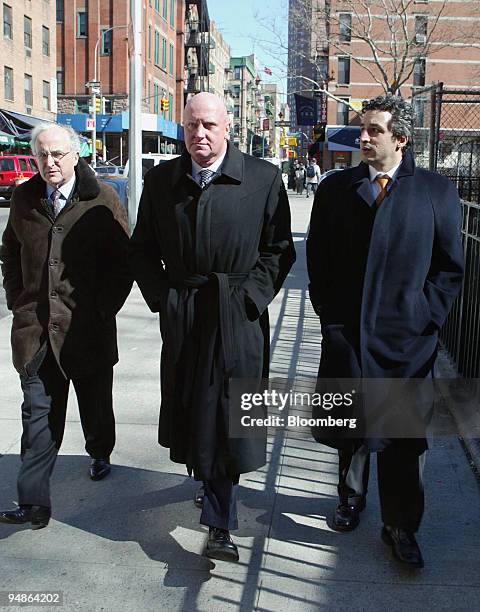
1,158,132,378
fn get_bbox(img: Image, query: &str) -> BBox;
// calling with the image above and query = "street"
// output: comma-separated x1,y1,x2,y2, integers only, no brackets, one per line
0,192,479,612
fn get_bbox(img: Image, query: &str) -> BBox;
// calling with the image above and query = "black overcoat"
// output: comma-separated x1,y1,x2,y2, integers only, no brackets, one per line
1,159,132,378
129,143,295,479
306,151,464,448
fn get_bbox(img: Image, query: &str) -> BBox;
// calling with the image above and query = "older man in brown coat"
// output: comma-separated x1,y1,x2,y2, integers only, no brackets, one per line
0,123,132,528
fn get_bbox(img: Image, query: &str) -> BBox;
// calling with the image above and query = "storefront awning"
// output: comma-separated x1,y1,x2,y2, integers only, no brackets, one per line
327,126,360,152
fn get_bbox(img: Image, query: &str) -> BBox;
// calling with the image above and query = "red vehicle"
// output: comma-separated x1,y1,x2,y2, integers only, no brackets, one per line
0,154,38,200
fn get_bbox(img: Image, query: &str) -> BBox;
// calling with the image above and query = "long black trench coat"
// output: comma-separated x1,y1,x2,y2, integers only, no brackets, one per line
306,150,464,450
129,143,295,480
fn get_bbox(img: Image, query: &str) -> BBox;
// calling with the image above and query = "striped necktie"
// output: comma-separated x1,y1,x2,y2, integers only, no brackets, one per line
198,168,215,189
375,175,391,206
50,189,63,218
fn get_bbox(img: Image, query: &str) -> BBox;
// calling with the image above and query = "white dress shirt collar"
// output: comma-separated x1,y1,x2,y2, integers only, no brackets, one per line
46,174,76,201
368,161,402,183
191,152,226,185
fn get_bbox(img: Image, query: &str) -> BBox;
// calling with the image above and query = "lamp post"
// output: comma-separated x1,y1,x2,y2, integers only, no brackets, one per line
88,25,128,168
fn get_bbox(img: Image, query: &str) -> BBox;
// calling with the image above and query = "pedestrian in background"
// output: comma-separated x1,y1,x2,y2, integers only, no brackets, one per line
305,157,321,198
295,163,306,195
0,123,132,529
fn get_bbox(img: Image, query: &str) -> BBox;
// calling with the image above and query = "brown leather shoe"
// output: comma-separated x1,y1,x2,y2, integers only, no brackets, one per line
0,505,50,529
205,527,239,563
382,525,424,568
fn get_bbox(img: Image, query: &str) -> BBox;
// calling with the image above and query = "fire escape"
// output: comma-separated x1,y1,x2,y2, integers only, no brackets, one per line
184,0,210,104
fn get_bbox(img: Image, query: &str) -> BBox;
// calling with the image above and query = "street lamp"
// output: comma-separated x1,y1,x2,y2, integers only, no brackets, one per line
87,25,128,167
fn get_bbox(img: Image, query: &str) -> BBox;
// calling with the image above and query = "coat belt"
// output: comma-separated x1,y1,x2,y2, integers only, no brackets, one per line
169,272,248,375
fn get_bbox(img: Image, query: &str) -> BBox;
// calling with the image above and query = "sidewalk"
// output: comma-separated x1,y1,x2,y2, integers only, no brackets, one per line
0,193,479,612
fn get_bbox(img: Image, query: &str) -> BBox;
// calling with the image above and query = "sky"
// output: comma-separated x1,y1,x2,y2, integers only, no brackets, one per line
206,0,289,97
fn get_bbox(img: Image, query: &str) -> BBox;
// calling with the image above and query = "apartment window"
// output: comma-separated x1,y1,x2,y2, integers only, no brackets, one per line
336,98,349,125
234,66,241,79
168,92,173,121
56,0,64,22
148,25,151,60
24,73,32,106
153,82,159,113
155,0,160,12
24,16,32,48
413,58,426,86
4,65,13,100
162,37,167,69
338,56,350,84
42,80,50,110
339,13,351,43
77,10,87,37
3,4,12,39
234,105,240,118
169,43,174,74
170,0,175,27
154,30,160,65
101,28,112,55
148,79,151,110
42,26,50,56
415,15,428,43
162,0,167,19
56,68,64,94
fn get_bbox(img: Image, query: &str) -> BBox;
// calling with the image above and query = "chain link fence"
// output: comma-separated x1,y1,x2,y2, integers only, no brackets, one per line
411,84,480,377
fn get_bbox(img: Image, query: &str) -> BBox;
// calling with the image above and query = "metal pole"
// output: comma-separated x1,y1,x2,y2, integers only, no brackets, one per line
128,0,142,229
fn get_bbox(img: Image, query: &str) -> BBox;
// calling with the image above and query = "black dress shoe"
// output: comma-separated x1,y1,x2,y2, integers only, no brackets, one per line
382,525,424,568
331,501,365,532
89,458,111,481
205,527,239,563
194,485,205,508
0,505,50,529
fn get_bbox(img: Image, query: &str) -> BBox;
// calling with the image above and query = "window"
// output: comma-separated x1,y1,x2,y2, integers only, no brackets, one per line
170,0,175,27
336,98,349,125
155,0,160,12
154,30,160,65
42,26,50,56
3,4,12,39
338,56,350,84
56,68,64,94
56,0,64,22
339,13,351,43
19,158,28,172
0,158,14,171
169,42,174,74
234,105,240,118
168,92,173,120
101,28,112,55
162,37,167,69
42,80,50,110
4,65,13,100
413,58,426,86
147,79,151,110
148,26,151,60
415,15,428,43
162,0,167,19
234,66,241,79
24,73,32,107
153,82,159,113
77,10,87,37
24,15,32,48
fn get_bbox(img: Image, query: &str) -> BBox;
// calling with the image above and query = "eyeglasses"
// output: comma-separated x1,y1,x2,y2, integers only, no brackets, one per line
36,150,72,162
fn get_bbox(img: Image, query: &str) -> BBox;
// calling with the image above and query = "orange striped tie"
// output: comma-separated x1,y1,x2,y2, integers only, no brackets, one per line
375,175,391,206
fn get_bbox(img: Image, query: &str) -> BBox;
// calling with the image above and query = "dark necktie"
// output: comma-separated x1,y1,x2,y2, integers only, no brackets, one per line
375,175,391,206
50,189,62,218
198,169,215,189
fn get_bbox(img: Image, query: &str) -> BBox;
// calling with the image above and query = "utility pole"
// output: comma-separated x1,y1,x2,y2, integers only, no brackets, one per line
128,0,142,228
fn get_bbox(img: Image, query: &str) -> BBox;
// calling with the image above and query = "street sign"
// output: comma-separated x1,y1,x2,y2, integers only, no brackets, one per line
86,80,101,88
275,121,290,127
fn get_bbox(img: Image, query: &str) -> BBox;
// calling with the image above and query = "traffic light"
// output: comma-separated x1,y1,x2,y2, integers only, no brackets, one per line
95,96,101,113
160,97,169,113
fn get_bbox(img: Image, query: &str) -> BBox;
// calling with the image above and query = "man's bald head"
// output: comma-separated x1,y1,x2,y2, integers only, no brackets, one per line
184,93,230,167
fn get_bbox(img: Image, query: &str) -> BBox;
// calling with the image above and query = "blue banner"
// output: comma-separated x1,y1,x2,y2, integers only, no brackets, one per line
294,94,318,126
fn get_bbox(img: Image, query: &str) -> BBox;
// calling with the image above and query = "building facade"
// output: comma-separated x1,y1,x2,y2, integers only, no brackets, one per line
229,55,260,153
1,0,56,121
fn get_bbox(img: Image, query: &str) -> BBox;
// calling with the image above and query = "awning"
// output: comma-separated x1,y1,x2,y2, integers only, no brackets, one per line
327,126,360,152
0,109,54,138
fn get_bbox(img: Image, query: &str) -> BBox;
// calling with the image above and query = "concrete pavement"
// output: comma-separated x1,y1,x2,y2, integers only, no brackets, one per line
0,193,479,611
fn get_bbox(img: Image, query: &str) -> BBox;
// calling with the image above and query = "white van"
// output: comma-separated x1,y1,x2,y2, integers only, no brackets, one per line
123,153,180,178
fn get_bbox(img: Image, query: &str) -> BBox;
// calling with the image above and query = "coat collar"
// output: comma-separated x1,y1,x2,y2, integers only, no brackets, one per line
172,141,244,187
27,157,100,202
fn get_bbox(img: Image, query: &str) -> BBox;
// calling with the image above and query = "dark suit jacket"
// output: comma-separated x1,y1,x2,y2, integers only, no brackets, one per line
129,143,295,479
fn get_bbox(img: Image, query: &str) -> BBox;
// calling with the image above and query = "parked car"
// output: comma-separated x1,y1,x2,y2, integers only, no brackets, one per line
123,153,180,178
98,175,129,214
0,154,39,200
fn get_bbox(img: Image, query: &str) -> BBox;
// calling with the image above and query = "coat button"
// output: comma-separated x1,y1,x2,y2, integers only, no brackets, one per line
53,226,64,233
50,291,58,298
50,323,59,331
48,259,59,266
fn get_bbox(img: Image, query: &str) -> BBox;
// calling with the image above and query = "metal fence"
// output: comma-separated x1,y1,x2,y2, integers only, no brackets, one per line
411,84,480,377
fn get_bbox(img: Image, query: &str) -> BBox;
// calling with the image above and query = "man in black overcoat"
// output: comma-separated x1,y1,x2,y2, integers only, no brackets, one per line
129,93,295,562
307,95,464,568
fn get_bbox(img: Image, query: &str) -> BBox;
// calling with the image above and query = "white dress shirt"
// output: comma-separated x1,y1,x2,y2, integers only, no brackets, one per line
191,153,226,187
46,174,76,213
368,161,401,199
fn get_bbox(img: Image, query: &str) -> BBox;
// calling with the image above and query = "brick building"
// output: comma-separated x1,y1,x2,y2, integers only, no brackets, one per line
0,0,56,122
288,0,480,168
